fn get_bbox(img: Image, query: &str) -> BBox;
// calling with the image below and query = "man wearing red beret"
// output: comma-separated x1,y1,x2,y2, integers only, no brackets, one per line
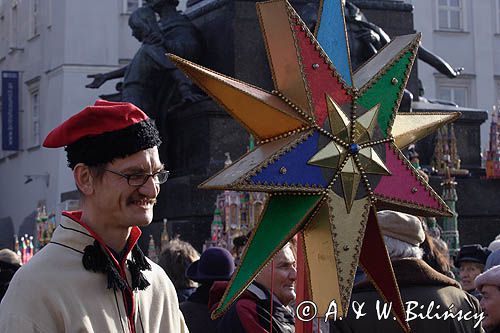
0,100,187,332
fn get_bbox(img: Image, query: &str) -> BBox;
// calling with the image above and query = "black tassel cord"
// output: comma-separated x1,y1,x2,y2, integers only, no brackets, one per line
128,245,151,290
82,240,151,291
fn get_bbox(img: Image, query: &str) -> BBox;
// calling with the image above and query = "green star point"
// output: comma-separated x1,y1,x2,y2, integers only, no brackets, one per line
215,194,322,315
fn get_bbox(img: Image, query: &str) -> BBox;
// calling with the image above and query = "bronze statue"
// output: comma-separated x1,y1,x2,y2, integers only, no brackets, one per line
344,2,463,78
298,1,463,110
86,0,204,119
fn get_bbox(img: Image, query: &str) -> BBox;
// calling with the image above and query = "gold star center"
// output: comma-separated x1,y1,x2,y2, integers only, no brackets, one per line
308,94,390,212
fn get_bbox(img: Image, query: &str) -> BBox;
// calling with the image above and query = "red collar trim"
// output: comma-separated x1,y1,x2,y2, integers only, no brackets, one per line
62,210,141,333
62,210,142,269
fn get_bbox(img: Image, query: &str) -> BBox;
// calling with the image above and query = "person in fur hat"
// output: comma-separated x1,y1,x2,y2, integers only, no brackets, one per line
331,210,483,333
475,265,500,333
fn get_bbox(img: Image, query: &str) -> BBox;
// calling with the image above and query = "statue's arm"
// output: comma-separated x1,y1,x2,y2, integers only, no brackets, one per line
418,47,463,78
86,66,128,89
371,24,391,46
352,21,390,58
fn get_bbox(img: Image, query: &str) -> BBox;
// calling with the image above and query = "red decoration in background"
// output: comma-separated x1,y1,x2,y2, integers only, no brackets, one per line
295,233,314,333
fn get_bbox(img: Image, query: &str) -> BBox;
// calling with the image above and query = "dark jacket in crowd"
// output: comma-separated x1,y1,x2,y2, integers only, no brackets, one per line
177,286,196,303
180,283,217,333
0,261,20,302
209,281,295,333
489,327,500,333
330,259,484,333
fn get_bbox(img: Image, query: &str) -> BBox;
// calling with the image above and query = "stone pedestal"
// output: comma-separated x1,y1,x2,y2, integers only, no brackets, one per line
351,0,413,37
411,101,488,173
152,98,248,251
186,0,271,89
414,102,498,248
429,177,500,247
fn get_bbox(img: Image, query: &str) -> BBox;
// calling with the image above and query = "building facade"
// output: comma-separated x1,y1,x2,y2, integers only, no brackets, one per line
409,0,498,151
1,0,496,248
0,0,147,245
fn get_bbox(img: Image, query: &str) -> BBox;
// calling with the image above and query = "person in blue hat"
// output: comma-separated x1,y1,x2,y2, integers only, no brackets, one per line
180,247,235,333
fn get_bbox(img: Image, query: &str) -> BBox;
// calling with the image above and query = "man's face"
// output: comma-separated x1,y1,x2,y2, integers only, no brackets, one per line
255,245,297,306
459,261,483,291
480,285,500,331
90,147,162,229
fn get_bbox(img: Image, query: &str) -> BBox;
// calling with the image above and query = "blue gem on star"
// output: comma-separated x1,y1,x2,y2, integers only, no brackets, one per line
349,143,361,154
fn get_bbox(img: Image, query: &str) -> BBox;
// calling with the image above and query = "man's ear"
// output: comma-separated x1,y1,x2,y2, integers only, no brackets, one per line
74,163,94,195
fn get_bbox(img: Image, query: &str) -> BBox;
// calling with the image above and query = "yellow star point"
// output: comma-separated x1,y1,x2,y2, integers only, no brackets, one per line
358,147,391,175
340,159,361,213
355,103,381,143
326,94,351,140
307,141,346,169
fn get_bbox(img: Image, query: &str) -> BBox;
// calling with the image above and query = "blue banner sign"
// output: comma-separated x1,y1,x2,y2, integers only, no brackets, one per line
2,71,20,151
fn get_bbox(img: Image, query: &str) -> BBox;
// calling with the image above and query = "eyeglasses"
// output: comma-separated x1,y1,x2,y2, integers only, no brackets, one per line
104,169,170,186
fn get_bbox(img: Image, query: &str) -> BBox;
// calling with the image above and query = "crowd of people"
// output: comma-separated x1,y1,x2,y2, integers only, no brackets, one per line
0,100,499,332
2,212,499,332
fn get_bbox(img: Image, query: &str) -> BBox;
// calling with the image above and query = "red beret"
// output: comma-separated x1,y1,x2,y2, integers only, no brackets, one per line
43,100,149,148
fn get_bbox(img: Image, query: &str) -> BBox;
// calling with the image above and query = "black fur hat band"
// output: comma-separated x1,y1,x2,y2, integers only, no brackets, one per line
65,118,161,168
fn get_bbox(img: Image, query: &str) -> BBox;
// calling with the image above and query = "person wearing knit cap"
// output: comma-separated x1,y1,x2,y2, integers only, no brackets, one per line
475,266,500,333
0,100,187,332
331,210,483,333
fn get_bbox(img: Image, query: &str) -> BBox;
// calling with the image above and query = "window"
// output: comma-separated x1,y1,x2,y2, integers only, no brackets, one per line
496,80,500,106
0,97,13,159
46,0,52,28
9,3,17,48
497,0,500,34
0,8,6,58
437,0,463,31
29,0,40,38
124,0,144,13
0,97,3,159
1,71,20,157
28,87,40,147
437,85,468,107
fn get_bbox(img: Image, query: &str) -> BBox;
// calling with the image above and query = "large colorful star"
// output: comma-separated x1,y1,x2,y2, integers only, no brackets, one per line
170,0,459,331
